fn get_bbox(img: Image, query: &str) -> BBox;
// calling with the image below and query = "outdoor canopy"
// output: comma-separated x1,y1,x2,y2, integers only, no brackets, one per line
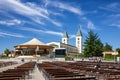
14,38,53,50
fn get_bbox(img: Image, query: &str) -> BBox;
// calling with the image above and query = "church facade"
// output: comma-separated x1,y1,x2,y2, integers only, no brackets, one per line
13,28,82,57
47,28,82,54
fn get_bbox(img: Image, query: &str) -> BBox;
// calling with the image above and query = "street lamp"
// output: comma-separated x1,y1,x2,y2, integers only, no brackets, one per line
35,46,39,56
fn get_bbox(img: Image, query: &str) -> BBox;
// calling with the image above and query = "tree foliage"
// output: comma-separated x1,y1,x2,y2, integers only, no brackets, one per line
104,43,112,51
116,48,120,54
4,48,11,56
83,31,103,57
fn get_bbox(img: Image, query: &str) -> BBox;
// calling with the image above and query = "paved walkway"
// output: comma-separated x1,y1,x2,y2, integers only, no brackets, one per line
27,65,45,80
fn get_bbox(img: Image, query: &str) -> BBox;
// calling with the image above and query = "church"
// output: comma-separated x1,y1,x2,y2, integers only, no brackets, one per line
47,28,82,54
13,28,82,57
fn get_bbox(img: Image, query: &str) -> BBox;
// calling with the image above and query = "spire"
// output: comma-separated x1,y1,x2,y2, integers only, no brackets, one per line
76,28,82,36
63,31,69,38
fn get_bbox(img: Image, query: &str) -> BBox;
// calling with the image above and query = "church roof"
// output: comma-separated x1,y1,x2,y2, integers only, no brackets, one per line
76,28,82,36
62,31,69,38
20,38,45,45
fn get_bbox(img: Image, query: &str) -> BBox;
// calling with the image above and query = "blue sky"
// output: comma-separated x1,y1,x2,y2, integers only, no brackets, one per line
0,0,120,54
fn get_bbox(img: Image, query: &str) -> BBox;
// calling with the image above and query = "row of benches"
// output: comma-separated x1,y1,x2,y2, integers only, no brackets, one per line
0,61,17,68
50,61,120,80
37,61,120,80
37,62,96,80
0,61,36,80
1,60,120,80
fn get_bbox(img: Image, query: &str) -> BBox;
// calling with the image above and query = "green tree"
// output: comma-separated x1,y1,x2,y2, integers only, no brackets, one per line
83,31,103,57
116,48,120,54
4,48,11,56
104,43,112,51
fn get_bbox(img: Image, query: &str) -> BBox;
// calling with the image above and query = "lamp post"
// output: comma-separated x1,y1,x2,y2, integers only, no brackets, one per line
35,46,39,56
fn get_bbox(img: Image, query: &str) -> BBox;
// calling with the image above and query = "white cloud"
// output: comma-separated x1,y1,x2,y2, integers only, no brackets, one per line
31,18,45,25
19,27,77,39
0,31,25,38
79,24,88,34
47,18,62,27
50,12,64,17
45,0,83,15
26,2,49,15
105,14,120,28
0,0,62,27
109,14,120,18
87,21,96,30
0,34,4,37
99,3,120,28
110,23,120,28
99,2,120,12
45,30,63,36
19,27,63,36
19,27,43,33
69,35,76,39
85,10,98,14
81,17,96,30
0,19,21,26
58,2,83,15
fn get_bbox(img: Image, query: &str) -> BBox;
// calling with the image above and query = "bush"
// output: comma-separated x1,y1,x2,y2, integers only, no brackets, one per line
65,56,73,61
104,54,114,60
73,54,85,58
117,54,120,57
0,55,10,59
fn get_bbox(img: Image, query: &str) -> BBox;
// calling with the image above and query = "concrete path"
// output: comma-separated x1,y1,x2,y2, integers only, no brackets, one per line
26,65,45,80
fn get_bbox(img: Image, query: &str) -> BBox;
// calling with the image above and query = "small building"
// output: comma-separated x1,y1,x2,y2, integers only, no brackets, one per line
103,51,118,57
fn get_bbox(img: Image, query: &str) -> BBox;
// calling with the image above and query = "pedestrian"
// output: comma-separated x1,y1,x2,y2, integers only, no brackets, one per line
21,58,24,62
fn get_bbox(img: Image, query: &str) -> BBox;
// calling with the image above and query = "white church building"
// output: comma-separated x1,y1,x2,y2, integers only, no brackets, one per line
47,28,82,54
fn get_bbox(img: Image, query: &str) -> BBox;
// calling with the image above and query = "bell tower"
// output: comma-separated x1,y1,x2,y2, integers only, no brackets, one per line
76,28,82,53
62,31,69,44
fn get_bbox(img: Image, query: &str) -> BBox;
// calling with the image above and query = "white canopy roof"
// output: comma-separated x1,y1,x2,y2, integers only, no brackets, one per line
20,38,45,45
